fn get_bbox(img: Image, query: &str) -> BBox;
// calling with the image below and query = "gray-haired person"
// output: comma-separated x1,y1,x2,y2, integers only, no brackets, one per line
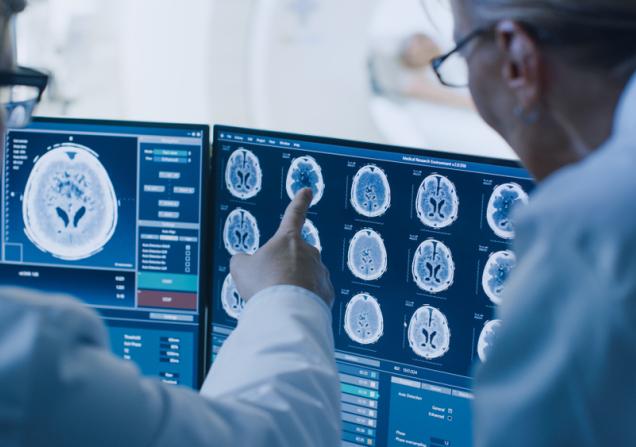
438,1,636,445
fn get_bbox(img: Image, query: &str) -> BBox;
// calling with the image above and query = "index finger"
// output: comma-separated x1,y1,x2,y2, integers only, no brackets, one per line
277,188,313,235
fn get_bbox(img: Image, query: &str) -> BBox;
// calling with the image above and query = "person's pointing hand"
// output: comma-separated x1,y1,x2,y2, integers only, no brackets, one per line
230,188,335,306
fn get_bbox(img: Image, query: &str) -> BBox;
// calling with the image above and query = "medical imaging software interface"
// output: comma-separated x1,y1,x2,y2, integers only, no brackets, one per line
0,119,208,388
210,127,535,447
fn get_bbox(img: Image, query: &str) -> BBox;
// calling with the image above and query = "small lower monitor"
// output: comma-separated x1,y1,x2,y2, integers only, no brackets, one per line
1,117,210,388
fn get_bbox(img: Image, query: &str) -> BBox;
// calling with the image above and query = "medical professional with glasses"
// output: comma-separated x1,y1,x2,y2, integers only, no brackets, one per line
430,1,636,445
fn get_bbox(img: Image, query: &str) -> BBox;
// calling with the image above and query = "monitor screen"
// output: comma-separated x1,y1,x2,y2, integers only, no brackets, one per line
209,126,535,446
1,118,210,388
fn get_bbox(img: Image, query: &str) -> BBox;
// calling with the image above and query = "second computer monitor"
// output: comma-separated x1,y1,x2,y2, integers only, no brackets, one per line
209,126,535,447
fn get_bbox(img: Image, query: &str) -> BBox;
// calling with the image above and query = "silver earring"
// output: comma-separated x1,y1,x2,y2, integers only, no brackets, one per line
513,105,540,125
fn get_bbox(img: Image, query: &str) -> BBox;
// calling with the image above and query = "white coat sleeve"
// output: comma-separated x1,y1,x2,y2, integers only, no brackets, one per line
2,285,339,447
200,285,342,447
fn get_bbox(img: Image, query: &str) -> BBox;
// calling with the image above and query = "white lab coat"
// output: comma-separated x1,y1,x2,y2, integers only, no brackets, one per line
473,72,636,446
0,285,341,446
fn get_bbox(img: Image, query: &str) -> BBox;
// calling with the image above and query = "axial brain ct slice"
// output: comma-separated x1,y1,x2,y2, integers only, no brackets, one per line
301,218,322,252
408,305,451,360
22,143,118,261
223,208,260,255
285,155,325,206
225,148,263,200
350,164,391,217
412,239,455,294
416,174,459,229
221,273,246,320
344,293,384,345
478,319,502,363
486,183,529,239
482,250,516,305
347,229,388,281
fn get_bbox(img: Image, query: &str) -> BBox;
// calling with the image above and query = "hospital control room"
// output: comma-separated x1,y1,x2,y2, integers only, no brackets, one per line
2,0,635,446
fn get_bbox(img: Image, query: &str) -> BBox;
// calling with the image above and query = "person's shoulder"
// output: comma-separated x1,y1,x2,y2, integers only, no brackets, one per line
0,289,109,442
0,287,107,345
0,286,95,315
525,139,636,233
519,138,636,283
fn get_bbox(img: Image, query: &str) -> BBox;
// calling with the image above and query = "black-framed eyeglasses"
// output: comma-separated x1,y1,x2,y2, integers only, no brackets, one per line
431,27,493,88
0,66,49,128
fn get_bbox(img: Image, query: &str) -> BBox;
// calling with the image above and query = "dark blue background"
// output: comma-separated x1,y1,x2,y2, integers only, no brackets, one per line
0,263,135,307
138,142,202,223
137,228,200,275
4,131,137,269
211,137,535,380
107,321,198,388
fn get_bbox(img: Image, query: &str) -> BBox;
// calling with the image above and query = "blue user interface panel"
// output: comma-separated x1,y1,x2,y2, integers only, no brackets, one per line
0,118,209,388
209,126,535,446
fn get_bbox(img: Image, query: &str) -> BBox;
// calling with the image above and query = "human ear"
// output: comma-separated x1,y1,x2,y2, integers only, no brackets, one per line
495,20,543,110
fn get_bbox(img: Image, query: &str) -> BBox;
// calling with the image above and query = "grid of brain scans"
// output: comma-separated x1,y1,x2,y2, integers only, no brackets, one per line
209,127,535,447
0,119,209,388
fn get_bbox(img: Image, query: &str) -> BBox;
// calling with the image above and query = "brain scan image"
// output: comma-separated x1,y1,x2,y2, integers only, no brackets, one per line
221,274,246,320
350,164,391,217
415,174,459,229
22,143,118,261
225,148,263,200
347,229,388,281
412,239,455,294
416,174,460,229
408,305,451,360
344,293,384,345
486,183,529,239
482,250,516,305
285,155,325,206
223,208,260,255
478,319,502,363
301,218,322,252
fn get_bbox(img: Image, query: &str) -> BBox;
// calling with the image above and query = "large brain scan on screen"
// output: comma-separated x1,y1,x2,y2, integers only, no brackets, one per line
210,126,534,447
0,118,209,389
14,136,135,269
22,143,118,261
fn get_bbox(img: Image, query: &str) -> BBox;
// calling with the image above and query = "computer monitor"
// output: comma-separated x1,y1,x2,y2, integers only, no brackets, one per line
209,126,535,446
0,117,210,389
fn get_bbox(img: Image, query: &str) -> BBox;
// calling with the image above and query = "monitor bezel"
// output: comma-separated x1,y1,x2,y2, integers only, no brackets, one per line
18,116,212,389
207,124,531,373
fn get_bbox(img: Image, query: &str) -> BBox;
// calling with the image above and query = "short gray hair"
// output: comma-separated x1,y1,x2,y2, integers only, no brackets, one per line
466,0,636,73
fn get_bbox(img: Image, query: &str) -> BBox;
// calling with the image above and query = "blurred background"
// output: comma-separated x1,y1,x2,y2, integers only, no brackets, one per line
16,0,515,159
